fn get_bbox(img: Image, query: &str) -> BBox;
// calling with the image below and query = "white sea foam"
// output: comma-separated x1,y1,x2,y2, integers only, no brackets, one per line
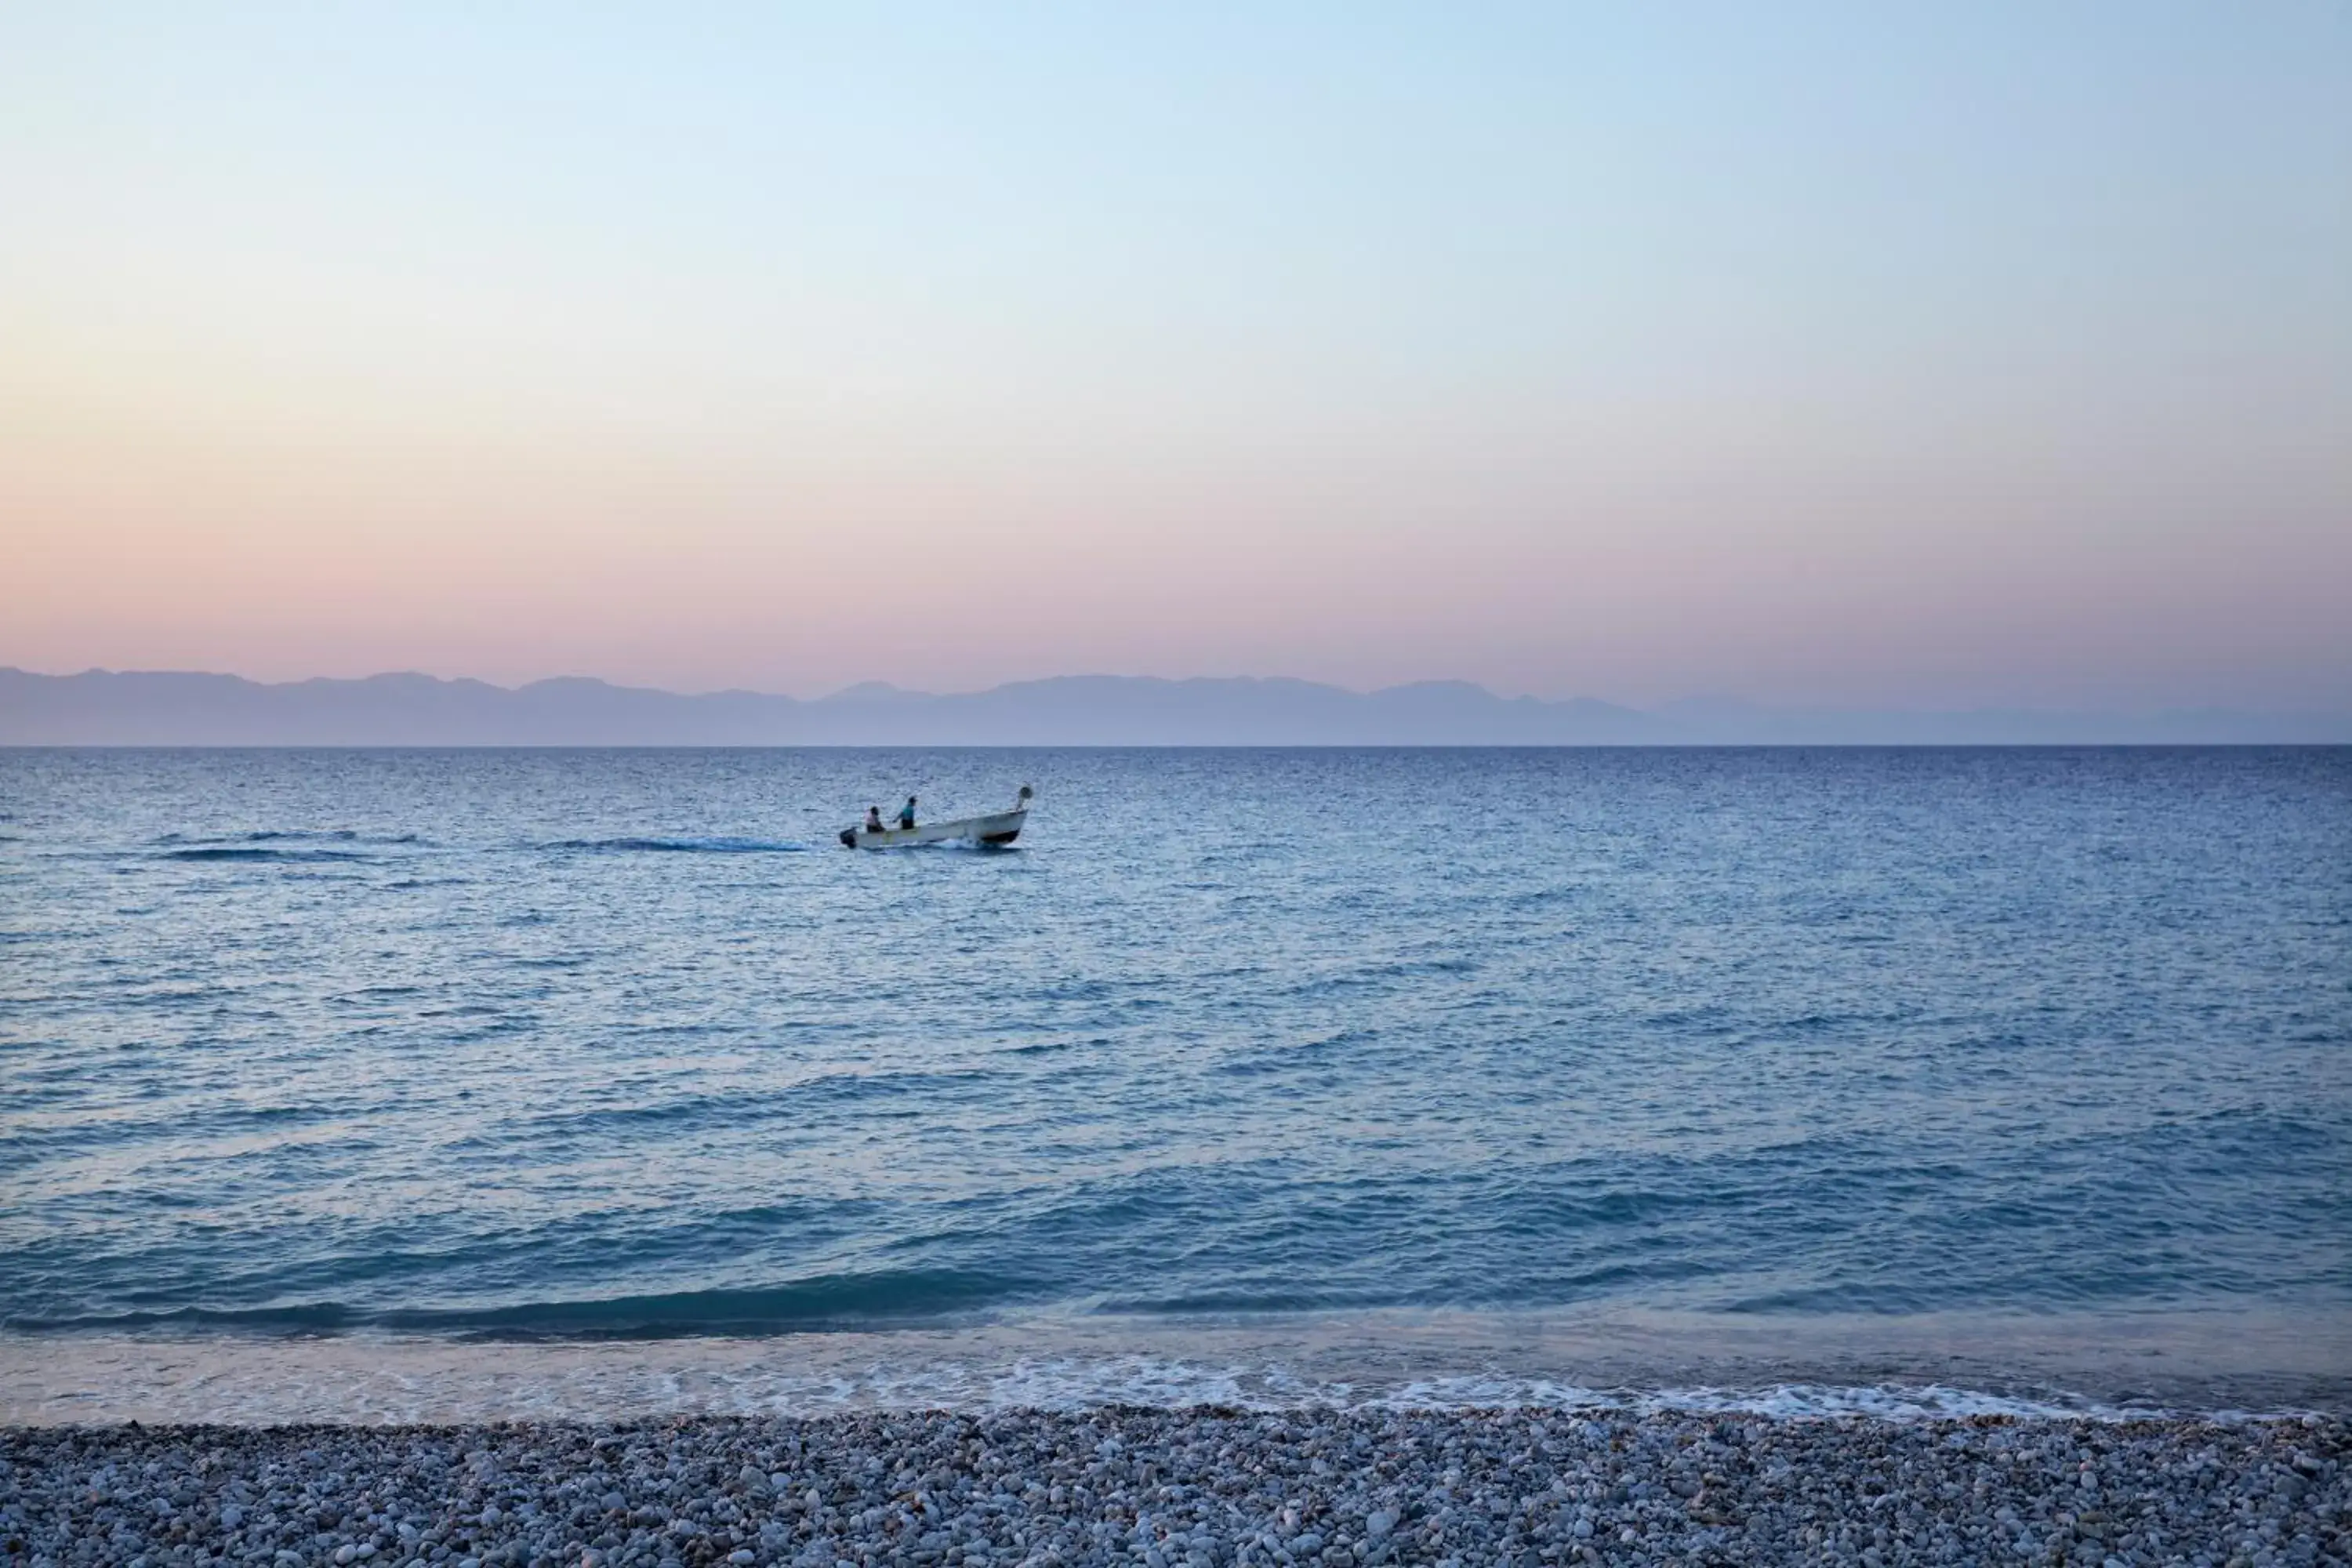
2,1327,2328,1428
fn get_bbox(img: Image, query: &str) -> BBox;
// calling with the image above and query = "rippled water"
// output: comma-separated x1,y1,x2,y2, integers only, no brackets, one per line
3,747,2347,1415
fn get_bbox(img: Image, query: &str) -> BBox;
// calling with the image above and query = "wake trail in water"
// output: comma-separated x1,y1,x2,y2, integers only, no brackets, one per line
543,836,810,855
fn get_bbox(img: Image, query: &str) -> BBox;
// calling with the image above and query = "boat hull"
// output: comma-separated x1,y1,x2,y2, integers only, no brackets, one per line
842,808,1025,849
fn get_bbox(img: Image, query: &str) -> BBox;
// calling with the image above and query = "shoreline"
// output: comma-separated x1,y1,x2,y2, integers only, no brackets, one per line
7,1309,2350,1430
5,1408,2343,1567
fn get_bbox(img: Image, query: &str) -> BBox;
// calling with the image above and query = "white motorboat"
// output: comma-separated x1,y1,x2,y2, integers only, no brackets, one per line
839,786,1032,849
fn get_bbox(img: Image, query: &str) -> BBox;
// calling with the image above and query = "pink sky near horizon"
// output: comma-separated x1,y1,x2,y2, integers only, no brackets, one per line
5,5,2349,710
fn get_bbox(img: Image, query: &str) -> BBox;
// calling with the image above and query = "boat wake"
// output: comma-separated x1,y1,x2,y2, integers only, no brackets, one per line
543,836,811,855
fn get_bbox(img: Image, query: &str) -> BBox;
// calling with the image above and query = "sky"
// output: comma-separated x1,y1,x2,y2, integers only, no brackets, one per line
3,4,2348,709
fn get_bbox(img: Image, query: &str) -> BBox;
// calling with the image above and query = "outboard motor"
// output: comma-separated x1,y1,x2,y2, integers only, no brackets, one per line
839,828,858,848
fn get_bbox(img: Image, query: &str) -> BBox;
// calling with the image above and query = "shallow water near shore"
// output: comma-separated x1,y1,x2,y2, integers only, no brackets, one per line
4,746,2348,1420
5,1306,2349,1426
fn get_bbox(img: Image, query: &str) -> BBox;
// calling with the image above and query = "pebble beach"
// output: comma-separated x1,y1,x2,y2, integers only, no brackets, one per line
5,1409,2344,1568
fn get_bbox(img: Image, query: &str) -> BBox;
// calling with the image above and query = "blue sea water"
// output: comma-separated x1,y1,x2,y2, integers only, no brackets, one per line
2,746,2348,1419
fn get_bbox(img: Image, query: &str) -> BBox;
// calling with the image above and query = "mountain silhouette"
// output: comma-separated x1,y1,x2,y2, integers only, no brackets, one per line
2,668,2344,745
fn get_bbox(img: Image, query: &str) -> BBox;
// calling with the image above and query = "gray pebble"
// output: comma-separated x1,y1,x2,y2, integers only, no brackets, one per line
2,1407,2343,1567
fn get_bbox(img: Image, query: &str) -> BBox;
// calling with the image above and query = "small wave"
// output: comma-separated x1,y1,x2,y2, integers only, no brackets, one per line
6,1270,1028,1340
1007,1038,1083,1057
545,837,808,855
162,847,373,863
156,829,430,848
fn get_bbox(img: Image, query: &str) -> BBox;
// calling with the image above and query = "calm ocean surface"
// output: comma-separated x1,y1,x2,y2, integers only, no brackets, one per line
3,747,2348,1420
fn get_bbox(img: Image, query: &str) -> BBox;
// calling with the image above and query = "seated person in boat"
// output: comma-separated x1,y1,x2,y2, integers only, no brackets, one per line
898,797,917,829
865,806,884,833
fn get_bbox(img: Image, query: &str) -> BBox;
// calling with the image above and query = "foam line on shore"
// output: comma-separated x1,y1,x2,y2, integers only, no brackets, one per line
5,1330,2339,1430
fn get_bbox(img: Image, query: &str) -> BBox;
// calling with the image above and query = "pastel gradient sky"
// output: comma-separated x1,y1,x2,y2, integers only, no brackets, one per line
5,4,2348,706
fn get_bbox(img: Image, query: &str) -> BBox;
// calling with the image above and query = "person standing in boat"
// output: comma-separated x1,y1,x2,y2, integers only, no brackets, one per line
865,806,884,833
898,797,917,829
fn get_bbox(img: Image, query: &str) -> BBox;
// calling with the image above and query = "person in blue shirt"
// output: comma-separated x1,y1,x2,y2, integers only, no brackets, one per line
898,797,917,829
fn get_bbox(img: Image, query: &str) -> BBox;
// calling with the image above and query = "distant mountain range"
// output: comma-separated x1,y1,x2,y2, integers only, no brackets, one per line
2,668,2346,746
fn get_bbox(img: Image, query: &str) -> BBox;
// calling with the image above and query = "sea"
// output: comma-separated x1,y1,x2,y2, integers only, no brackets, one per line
3,746,2347,1425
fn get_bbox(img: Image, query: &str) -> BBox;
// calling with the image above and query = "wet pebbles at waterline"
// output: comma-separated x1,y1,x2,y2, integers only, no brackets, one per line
5,1409,2345,1568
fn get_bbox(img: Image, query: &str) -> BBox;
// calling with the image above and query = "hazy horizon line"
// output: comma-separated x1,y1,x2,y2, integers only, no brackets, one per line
12,663,2350,719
